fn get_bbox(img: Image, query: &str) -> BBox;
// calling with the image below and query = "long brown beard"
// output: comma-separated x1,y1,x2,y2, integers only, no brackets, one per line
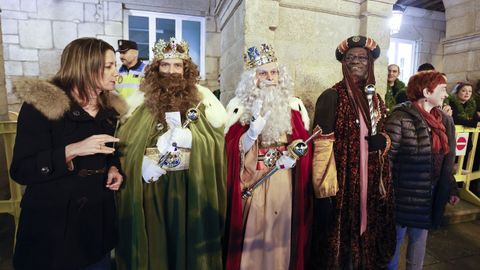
143,72,199,126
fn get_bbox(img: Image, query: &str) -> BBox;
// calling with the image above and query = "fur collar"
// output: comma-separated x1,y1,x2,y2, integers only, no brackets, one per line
196,84,227,129
13,78,128,120
123,84,227,129
224,96,310,134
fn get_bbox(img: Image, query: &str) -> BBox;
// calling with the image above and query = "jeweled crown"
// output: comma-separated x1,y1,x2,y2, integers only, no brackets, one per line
243,43,277,69
153,38,190,60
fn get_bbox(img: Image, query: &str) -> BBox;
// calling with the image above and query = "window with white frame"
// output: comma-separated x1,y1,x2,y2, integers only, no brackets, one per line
124,10,206,78
387,38,417,83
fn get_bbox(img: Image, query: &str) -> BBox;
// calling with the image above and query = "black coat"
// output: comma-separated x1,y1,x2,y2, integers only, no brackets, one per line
385,102,458,229
10,79,126,270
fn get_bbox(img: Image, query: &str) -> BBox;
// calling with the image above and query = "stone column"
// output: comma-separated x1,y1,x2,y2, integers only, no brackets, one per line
0,14,8,121
359,0,397,95
217,0,397,111
443,0,480,85
215,0,246,105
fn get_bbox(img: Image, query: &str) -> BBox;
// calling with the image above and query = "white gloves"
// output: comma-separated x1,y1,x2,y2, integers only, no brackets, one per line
142,155,166,183
275,152,296,170
242,100,271,152
156,111,193,154
170,127,192,149
156,129,173,155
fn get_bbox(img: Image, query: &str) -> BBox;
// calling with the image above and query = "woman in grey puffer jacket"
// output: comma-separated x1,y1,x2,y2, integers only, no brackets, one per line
385,71,459,270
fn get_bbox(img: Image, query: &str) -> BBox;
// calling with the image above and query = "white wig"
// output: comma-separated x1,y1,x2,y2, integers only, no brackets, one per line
234,64,294,146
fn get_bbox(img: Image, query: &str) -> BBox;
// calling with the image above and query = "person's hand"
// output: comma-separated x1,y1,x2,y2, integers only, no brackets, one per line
275,152,296,170
142,156,166,183
476,111,480,119
170,127,192,149
65,134,119,161
442,104,452,116
246,100,270,140
106,166,123,191
156,129,173,155
365,133,387,152
449,195,460,205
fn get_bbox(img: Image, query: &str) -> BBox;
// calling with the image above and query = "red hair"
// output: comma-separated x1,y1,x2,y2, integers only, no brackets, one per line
406,71,446,101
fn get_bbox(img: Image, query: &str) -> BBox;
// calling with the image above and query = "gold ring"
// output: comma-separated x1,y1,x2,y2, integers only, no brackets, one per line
98,144,102,150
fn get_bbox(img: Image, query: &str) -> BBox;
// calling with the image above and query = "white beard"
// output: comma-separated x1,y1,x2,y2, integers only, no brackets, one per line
242,84,291,146
236,66,294,146
258,85,292,146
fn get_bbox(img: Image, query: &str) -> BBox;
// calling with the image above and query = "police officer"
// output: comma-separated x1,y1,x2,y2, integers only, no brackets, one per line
116,39,146,104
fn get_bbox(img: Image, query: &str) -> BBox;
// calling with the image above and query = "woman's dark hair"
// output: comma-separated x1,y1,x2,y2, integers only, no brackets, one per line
51,37,115,106
450,81,473,96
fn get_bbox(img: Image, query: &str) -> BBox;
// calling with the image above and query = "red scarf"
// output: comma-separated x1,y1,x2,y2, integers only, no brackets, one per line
414,102,450,154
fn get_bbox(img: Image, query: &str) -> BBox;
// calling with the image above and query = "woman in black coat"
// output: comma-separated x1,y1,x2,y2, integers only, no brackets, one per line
385,71,459,270
10,38,126,270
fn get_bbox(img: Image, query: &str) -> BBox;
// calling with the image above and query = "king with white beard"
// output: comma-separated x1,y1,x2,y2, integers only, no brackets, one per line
224,44,312,270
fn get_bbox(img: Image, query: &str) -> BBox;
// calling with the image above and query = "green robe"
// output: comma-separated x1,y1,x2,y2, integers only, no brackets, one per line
115,103,226,270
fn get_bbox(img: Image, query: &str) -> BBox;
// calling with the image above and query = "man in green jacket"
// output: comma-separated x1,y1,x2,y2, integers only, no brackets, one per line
385,64,407,111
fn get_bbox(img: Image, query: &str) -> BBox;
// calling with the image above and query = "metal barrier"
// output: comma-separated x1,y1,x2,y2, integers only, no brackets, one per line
454,125,480,206
0,111,22,247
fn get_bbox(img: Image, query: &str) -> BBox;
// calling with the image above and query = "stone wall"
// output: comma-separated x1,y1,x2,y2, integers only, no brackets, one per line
217,0,396,116
391,7,446,75
0,16,7,120
0,0,125,112
215,0,245,105
0,0,221,112
443,0,480,88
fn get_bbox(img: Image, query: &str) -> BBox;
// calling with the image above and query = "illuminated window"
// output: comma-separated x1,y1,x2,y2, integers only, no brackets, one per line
124,10,205,78
387,38,416,83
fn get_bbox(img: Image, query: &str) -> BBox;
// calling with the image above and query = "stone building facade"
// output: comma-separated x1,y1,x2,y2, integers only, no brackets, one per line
0,0,220,114
443,0,480,87
216,0,397,113
391,6,446,74
1,0,480,115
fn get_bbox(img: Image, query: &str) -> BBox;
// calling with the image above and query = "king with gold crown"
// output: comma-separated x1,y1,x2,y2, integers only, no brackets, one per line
223,43,312,270
115,37,228,270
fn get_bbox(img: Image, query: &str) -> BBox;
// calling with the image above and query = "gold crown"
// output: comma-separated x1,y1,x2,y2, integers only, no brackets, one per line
152,38,190,60
243,43,277,69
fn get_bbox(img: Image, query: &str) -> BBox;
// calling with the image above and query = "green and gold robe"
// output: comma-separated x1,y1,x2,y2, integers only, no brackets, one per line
115,85,227,270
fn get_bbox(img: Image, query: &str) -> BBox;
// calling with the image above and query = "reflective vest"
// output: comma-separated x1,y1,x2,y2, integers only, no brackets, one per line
116,61,146,99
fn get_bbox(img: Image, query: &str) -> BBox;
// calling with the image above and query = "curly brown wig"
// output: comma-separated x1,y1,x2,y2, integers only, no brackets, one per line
142,58,200,125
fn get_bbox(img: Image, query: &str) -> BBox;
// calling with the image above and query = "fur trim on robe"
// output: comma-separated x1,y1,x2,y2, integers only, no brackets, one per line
123,84,227,128
13,77,128,120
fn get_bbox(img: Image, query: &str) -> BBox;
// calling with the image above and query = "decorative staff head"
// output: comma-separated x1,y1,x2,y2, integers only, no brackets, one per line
186,107,199,123
365,84,376,95
288,140,308,159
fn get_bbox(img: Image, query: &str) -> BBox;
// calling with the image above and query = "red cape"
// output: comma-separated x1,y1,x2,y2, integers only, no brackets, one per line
224,110,312,270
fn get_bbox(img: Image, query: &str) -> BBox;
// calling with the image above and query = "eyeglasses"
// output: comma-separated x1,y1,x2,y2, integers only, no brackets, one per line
344,55,369,63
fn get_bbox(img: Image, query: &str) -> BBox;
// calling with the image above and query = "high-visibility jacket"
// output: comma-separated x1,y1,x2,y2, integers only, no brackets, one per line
116,61,146,99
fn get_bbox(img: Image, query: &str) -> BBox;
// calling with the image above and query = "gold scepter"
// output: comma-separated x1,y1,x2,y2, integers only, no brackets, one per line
241,126,322,199
157,104,201,167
